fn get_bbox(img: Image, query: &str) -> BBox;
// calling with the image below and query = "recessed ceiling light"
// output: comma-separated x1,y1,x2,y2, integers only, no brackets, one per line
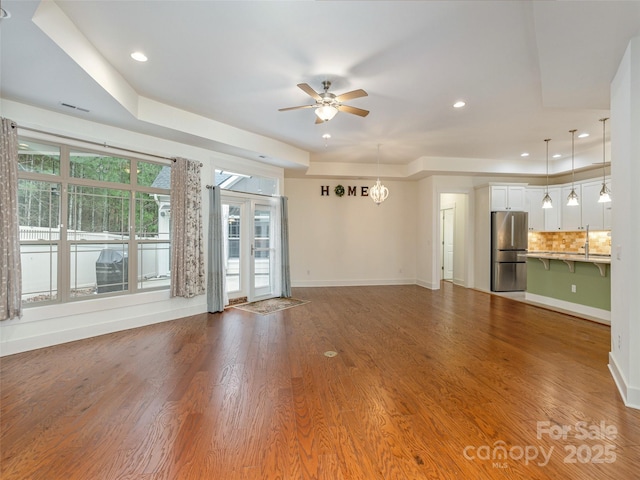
553,154,562,158
578,132,589,138
453,101,466,108
130,51,148,62
520,152,529,157
322,133,331,140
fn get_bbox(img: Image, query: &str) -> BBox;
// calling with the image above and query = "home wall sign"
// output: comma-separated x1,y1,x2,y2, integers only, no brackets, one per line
321,185,369,197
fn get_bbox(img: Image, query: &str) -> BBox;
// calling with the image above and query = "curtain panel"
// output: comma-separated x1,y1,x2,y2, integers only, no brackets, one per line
207,186,227,312
170,157,205,298
0,118,22,320
279,196,291,298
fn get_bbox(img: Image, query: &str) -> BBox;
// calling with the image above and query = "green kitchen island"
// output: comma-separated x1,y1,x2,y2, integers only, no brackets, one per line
525,253,611,324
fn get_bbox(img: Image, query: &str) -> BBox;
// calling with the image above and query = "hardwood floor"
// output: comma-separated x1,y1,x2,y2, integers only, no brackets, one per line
2,283,639,479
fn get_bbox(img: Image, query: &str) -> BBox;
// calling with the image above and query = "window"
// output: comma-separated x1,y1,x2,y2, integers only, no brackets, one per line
18,139,171,305
215,169,277,196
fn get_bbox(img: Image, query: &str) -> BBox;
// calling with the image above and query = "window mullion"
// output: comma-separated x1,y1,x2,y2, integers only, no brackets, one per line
129,189,136,294
59,145,70,303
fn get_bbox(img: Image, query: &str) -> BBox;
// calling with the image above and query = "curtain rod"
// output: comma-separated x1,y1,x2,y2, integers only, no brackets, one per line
14,124,176,162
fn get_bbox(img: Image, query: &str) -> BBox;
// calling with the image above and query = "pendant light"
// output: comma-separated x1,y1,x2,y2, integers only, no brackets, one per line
566,129,579,206
598,117,611,203
370,144,389,205
542,138,553,209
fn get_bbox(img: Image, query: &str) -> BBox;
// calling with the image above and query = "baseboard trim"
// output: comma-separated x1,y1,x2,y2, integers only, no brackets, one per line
609,352,640,410
0,303,206,357
525,292,611,325
292,278,416,288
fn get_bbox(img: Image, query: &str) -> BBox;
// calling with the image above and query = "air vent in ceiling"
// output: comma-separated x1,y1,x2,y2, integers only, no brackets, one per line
60,102,90,113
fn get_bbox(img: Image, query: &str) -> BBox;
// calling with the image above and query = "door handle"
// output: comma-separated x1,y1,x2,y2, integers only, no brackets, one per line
511,216,514,247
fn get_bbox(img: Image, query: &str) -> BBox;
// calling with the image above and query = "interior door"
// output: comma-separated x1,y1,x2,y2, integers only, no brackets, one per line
442,208,454,280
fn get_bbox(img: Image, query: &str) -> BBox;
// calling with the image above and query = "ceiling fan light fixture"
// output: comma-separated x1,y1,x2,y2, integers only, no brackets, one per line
315,105,338,122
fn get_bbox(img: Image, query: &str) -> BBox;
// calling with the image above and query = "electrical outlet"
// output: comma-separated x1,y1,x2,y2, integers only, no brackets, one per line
571,284,577,293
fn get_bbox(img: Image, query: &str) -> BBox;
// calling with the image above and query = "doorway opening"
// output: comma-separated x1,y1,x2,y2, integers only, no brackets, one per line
441,207,454,281
438,192,470,287
222,195,278,303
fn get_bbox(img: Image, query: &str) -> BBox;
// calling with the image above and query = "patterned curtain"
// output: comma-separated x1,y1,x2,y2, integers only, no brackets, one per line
1,118,22,320
280,196,291,298
170,157,205,298
207,186,227,312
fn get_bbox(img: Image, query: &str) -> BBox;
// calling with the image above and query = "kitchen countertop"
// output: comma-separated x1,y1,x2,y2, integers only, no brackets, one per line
526,252,611,264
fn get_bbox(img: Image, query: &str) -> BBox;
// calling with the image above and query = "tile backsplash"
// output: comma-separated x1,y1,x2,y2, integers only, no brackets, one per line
528,230,611,254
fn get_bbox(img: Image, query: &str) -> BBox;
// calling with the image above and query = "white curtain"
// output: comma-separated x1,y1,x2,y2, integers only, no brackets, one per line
170,157,205,298
207,186,227,312
1,118,22,320
279,196,291,298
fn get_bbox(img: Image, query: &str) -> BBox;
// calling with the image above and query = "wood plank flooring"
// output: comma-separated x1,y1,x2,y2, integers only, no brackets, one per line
2,283,640,479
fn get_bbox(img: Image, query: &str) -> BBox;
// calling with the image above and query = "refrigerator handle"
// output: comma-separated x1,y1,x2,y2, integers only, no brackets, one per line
511,216,514,247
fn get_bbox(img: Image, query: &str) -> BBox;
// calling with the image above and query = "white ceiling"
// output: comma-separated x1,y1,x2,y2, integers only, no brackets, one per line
2,1,640,178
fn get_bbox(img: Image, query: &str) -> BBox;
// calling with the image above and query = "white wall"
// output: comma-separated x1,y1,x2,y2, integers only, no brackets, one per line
474,186,491,292
285,178,417,286
609,36,640,409
1,100,284,356
416,177,438,288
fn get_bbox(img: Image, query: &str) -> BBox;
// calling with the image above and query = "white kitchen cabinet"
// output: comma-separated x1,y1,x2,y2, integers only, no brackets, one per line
579,177,612,230
525,187,545,231
491,185,526,211
559,178,613,231
543,187,562,231
561,184,584,230
581,180,606,230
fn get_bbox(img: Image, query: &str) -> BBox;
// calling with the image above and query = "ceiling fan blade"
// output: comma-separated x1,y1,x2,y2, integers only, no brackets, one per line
337,104,370,117
334,89,368,102
278,105,315,112
297,83,322,101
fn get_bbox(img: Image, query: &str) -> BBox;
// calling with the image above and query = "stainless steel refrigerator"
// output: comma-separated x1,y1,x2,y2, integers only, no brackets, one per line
491,211,528,292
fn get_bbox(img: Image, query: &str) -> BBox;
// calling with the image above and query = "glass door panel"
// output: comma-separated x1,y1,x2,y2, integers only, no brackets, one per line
223,202,243,297
252,204,274,300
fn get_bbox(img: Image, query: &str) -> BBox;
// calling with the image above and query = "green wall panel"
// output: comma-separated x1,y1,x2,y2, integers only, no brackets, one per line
527,258,611,310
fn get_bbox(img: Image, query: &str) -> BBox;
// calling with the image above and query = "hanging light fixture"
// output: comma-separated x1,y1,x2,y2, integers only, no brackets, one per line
566,129,579,206
598,117,611,203
542,138,553,209
370,144,389,205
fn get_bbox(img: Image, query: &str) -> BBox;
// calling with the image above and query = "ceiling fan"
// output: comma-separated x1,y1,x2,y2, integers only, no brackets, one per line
279,81,369,123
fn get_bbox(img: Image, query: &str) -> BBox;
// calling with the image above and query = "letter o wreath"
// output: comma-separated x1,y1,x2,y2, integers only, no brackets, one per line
334,185,345,197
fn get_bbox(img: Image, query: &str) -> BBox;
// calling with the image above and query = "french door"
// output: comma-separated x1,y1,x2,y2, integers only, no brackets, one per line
222,195,276,302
